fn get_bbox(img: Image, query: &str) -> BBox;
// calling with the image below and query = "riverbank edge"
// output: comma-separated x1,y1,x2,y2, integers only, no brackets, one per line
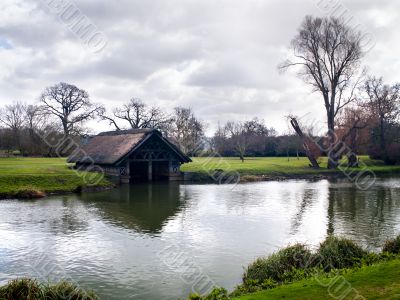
188,235,400,300
2,167,400,200
2,259,399,300
0,180,115,200
232,258,400,300
183,167,400,183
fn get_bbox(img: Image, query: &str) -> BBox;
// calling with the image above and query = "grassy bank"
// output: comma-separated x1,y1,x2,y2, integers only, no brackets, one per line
1,156,399,198
234,259,400,300
189,235,400,300
0,157,113,199
181,156,400,180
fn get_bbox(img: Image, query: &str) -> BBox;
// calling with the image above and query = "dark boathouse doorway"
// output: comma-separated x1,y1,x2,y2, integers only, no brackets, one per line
129,161,170,182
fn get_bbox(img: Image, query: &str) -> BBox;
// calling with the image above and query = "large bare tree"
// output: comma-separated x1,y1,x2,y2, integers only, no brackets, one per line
40,82,103,137
280,16,364,168
101,98,172,132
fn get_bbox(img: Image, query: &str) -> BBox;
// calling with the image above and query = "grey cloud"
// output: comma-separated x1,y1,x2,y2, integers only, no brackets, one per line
0,0,399,133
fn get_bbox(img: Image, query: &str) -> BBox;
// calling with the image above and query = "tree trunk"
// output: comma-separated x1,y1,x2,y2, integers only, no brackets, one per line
57,120,70,157
327,117,339,169
289,118,320,169
379,117,385,152
347,124,359,168
347,153,359,167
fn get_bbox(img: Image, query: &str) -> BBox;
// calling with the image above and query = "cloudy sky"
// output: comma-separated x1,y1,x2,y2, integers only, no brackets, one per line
0,0,399,134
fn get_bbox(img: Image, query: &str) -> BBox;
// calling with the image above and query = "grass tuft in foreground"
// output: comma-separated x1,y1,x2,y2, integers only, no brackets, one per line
0,278,99,300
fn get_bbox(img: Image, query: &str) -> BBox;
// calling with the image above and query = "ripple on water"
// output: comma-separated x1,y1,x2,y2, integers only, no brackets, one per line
0,179,400,299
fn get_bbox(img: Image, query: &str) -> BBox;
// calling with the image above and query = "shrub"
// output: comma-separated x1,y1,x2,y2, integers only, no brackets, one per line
382,235,400,254
231,278,276,297
361,252,382,266
0,278,99,300
316,236,366,271
243,244,313,283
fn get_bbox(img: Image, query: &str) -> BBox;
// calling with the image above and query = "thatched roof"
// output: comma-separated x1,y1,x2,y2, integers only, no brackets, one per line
68,129,191,165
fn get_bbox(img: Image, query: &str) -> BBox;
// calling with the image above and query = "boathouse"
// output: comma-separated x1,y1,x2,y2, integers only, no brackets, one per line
68,129,191,183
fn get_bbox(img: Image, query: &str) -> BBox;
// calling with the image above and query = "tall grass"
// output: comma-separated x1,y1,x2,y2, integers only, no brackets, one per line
243,244,313,283
316,236,366,270
0,278,99,300
383,234,400,254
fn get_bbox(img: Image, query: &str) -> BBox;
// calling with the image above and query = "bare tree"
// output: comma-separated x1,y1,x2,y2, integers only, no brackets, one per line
21,104,58,155
280,16,364,168
212,118,276,159
0,102,25,131
336,106,369,167
225,121,249,162
40,82,103,137
98,109,121,131
211,122,228,154
170,107,205,155
0,102,26,152
363,76,400,152
24,104,48,134
101,98,172,132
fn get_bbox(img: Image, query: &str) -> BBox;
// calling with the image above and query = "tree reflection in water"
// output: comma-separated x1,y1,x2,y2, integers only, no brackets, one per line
326,179,400,250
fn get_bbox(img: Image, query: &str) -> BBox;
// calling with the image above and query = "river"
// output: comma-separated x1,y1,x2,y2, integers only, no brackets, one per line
1,178,400,299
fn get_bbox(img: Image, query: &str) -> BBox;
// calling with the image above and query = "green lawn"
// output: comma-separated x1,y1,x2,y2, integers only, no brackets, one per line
1,156,399,198
0,157,113,198
234,259,400,300
0,157,76,175
181,156,400,177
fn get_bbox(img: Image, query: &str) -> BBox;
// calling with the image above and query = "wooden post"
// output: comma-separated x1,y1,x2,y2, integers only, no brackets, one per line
168,159,172,180
148,160,153,181
120,160,131,184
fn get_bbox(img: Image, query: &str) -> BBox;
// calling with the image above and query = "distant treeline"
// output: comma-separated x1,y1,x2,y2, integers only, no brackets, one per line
1,79,400,166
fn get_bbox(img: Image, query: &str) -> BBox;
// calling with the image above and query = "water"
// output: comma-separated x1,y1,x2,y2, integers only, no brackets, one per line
1,178,400,299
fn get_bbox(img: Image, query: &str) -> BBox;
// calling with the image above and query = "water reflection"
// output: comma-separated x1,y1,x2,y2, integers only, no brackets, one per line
290,188,317,235
80,183,184,234
50,199,90,234
326,179,400,249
